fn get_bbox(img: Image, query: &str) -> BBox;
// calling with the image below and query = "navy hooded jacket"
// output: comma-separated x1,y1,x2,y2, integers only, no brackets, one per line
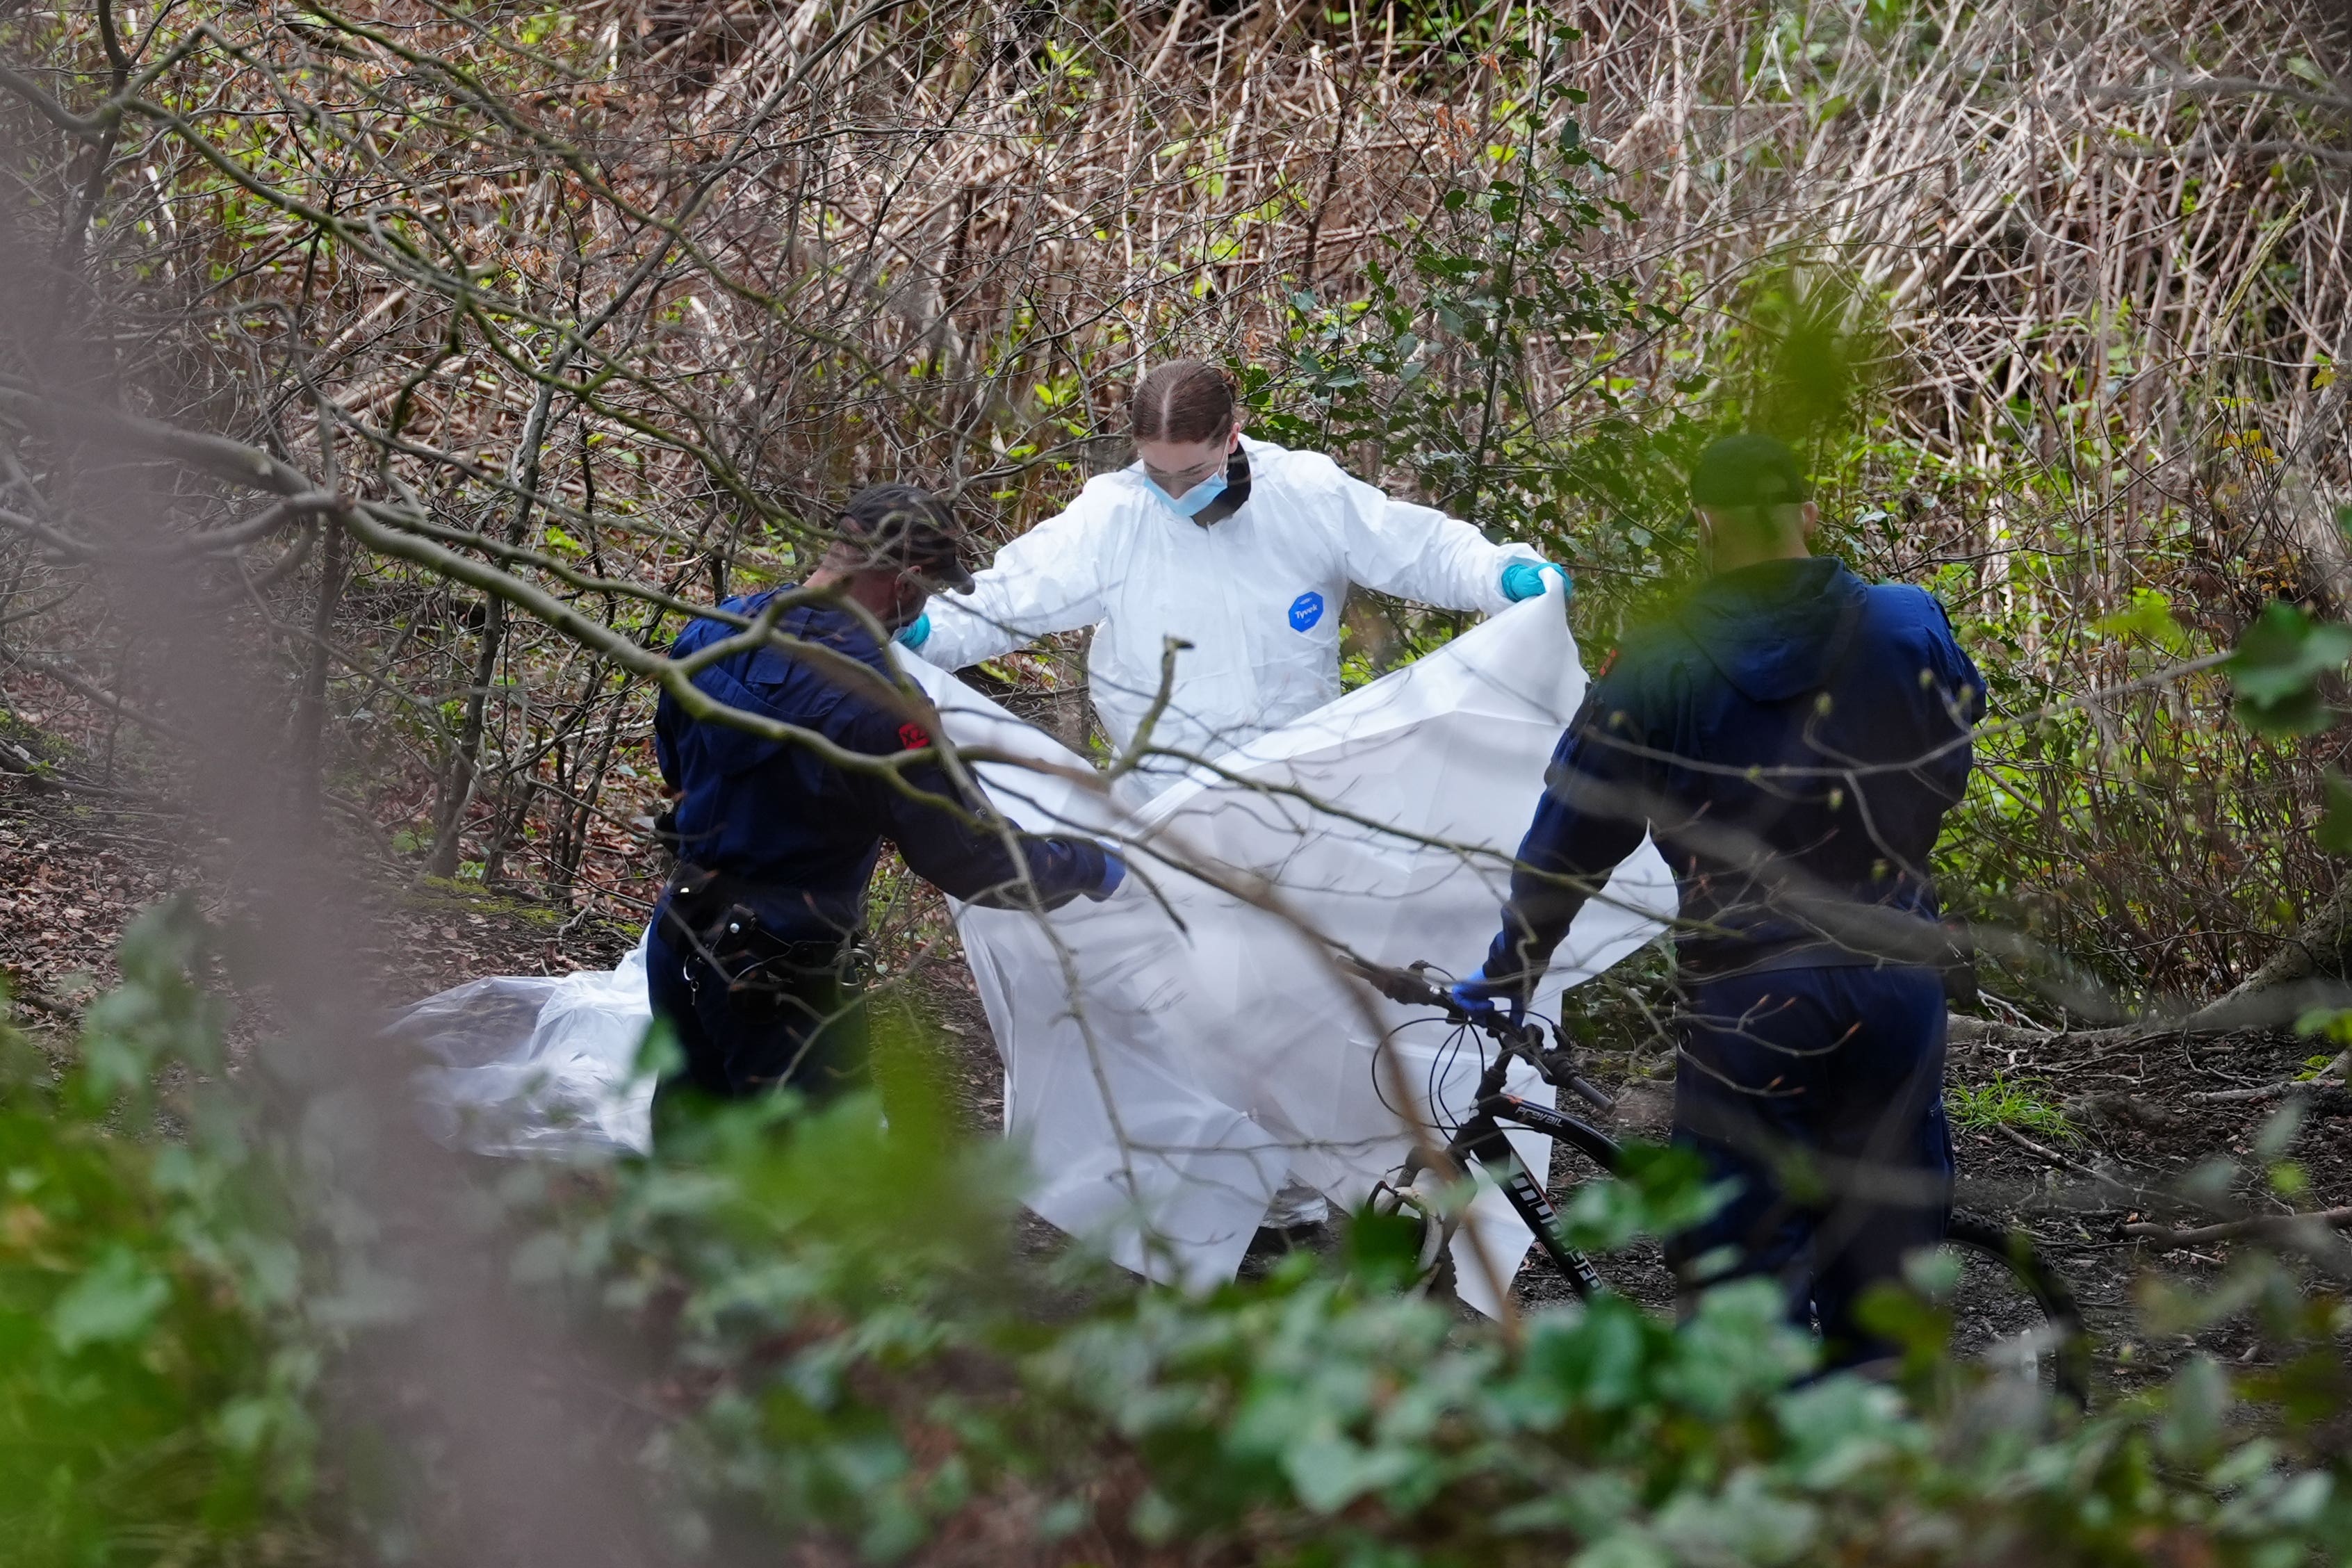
653,590,1109,939
1486,557,1984,984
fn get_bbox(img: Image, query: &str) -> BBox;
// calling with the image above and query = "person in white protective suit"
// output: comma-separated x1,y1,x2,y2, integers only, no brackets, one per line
899,359,1571,795
898,359,1570,1243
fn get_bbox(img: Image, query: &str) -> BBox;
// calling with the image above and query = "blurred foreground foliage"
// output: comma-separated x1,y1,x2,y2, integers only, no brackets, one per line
1,901,323,1567
14,908,2351,1565
592,1081,2352,1565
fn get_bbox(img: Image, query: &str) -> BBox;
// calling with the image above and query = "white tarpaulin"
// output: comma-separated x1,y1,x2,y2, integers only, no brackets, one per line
400,938,655,1157
405,583,1674,1313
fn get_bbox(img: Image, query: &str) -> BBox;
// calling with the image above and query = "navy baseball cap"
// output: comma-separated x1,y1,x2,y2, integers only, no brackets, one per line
1690,434,1812,510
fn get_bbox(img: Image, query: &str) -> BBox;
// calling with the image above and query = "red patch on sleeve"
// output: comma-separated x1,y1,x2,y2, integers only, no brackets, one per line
1596,648,1619,678
897,721,932,751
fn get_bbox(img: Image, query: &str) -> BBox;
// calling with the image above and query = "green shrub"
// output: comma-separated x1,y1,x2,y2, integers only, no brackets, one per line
15,907,2352,1567
553,1042,2352,1566
0,901,322,1567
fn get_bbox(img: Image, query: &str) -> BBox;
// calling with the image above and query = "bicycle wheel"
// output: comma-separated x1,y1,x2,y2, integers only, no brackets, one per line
1367,1155,1462,1305
1382,1118,1674,1313
1930,1214,2092,1407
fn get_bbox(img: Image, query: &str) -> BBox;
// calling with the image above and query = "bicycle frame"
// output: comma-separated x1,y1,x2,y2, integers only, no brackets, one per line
1396,1005,1629,1302
1354,961,2086,1400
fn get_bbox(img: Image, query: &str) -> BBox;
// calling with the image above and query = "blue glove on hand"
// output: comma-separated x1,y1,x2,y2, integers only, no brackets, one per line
1086,847,1127,901
1499,560,1571,603
894,612,931,650
1448,965,1525,1023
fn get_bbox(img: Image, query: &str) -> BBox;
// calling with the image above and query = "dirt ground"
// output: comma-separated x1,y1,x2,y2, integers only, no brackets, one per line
8,730,2349,1403
1930,1022,2352,1391
0,759,641,1056
1513,1018,2352,1395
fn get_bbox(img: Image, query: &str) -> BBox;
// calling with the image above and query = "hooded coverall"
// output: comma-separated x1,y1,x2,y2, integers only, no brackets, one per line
652,591,1114,1112
1480,557,1984,1361
917,436,1540,793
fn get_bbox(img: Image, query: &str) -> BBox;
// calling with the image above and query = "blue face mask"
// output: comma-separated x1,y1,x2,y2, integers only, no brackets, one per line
1148,468,1228,518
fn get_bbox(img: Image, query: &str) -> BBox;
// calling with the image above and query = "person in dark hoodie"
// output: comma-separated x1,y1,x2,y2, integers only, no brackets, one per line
651,484,1126,1129
1455,434,1984,1367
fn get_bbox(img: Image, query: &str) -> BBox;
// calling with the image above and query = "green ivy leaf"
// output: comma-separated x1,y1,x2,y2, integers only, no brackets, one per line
2290,1005,2352,1044
2228,602,2352,735
2158,1355,2232,1464
2094,587,2189,654
49,1246,171,1354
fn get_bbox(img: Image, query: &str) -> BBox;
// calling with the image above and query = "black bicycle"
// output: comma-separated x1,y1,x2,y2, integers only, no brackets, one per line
1350,958,2092,1406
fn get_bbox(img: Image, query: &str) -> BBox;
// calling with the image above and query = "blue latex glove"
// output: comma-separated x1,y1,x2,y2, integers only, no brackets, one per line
1499,560,1572,603
1448,965,1525,1024
894,612,931,650
1086,847,1127,901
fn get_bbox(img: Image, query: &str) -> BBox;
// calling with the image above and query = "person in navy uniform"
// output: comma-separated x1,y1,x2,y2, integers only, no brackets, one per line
1457,434,1984,1367
651,484,1125,1121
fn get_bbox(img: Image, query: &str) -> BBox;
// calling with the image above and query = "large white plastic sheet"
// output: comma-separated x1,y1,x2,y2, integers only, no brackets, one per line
401,938,655,1157
402,584,1674,1314
917,585,1673,1312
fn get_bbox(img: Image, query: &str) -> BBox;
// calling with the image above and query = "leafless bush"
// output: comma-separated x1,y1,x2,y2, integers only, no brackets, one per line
0,0,2346,999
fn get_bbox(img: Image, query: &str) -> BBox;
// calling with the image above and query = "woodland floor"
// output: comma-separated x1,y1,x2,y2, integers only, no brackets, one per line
6,710,2349,1405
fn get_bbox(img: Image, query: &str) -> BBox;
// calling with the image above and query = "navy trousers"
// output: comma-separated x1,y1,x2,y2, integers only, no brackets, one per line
644,899,867,1129
1665,963,1954,1366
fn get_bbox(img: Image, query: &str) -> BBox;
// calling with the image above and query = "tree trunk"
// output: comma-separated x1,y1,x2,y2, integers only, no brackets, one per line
556,673,631,899
2186,874,2352,1028
424,369,565,880
425,589,508,881
294,518,352,830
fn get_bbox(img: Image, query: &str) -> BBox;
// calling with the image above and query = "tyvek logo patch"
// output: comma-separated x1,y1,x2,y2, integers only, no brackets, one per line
1288,591,1325,632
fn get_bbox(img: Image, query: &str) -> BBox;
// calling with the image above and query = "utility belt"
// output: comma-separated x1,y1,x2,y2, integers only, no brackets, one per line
660,863,865,993
1681,920,1977,1003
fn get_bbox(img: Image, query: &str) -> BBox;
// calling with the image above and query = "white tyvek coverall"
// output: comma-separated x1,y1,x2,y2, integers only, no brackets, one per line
920,436,1540,792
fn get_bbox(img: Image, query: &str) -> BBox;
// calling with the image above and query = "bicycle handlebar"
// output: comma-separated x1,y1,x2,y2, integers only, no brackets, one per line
1341,956,1617,1114
1341,956,1456,1012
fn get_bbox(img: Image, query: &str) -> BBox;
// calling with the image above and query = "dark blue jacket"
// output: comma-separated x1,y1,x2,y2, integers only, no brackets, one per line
653,591,1109,938
1487,557,1984,983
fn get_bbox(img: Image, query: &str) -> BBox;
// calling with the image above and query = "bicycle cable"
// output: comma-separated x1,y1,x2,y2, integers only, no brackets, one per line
1362,965,1576,1140
1369,1015,1451,1125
